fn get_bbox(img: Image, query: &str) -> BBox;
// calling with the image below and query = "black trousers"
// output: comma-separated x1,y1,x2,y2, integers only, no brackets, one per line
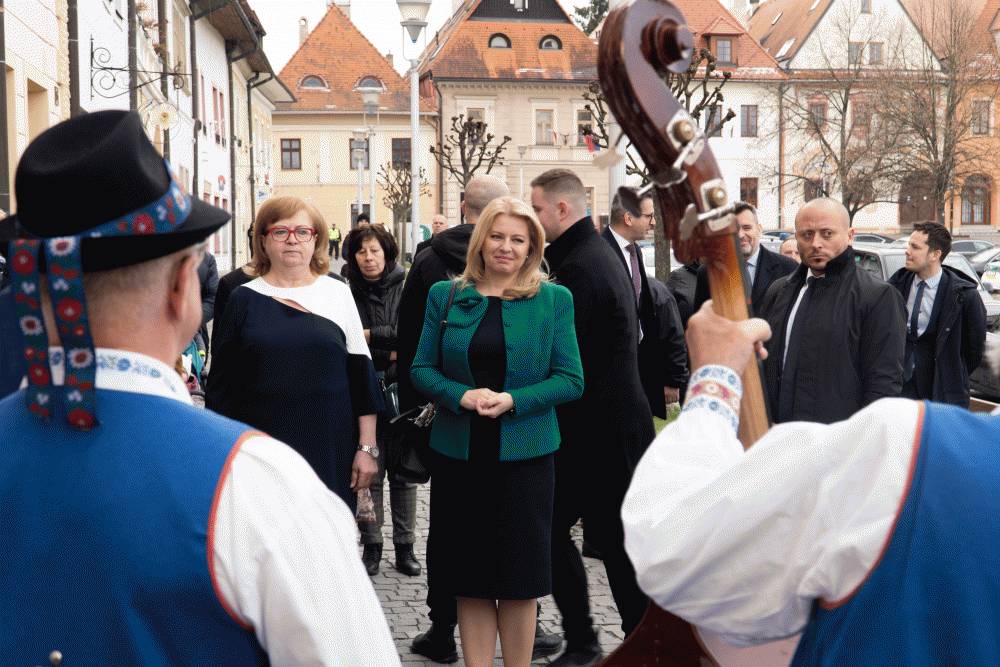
425,448,458,627
551,450,648,648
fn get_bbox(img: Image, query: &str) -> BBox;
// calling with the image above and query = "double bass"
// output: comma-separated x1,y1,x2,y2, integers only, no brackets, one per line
597,1,800,664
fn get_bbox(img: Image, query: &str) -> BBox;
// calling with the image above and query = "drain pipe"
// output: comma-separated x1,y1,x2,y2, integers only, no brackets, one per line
68,0,81,116
227,42,237,268
127,0,137,111
246,72,260,225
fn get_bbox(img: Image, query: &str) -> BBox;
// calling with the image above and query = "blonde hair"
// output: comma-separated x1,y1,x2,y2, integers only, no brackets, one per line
459,196,548,299
251,196,330,277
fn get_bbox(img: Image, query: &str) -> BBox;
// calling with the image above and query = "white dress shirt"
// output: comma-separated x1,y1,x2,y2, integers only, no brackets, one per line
905,267,943,337
41,347,400,666
782,275,820,367
609,225,643,340
622,364,919,647
745,245,761,286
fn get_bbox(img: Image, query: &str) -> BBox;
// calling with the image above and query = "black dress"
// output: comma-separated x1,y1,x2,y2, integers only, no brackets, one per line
430,297,554,600
206,283,382,510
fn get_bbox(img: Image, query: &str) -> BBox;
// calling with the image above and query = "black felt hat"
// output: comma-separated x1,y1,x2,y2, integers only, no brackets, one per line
0,110,229,271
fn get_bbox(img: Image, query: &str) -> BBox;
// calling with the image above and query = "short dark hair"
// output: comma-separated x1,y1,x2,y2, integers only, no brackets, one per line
530,168,586,200
732,201,758,220
912,221,951,260
356,212,370,224
343,223,398,280
609,189,653,227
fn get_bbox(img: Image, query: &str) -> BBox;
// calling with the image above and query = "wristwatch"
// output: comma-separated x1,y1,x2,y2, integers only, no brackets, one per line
358,443,380,459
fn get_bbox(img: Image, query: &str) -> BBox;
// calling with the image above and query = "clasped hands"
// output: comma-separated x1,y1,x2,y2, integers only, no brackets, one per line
460,388,514,418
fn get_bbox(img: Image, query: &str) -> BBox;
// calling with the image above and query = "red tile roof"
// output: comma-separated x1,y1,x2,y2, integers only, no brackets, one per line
276,7,433,113
418,0,597,81
748,0,835,64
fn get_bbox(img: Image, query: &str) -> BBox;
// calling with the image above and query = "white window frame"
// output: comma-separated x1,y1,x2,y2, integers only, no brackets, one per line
532,101,558,146
573,102,594,146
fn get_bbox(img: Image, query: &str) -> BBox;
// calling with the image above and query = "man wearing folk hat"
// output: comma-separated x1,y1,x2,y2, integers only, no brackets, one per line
0,111,398,665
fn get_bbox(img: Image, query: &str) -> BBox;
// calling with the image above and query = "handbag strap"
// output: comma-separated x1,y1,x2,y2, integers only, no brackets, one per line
438,281,459,363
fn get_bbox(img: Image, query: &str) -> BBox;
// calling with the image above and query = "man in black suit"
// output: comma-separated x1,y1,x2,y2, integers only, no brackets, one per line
694,202,797,316
888,221,986,406
602,189,688,417
531,169,654,666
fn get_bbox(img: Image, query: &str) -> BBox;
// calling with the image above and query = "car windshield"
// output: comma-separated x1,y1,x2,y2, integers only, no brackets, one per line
861,252,985,293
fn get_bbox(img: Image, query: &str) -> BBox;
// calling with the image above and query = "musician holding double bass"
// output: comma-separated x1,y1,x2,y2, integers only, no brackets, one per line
623,301,1000,663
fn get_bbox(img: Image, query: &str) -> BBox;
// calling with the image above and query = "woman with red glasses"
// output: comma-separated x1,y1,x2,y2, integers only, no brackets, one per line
207,196,383,510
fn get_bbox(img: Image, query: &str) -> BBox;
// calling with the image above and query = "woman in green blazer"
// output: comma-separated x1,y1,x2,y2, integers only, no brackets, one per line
411,196,583,667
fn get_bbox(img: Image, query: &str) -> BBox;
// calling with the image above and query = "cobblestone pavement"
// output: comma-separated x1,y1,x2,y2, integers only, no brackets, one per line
361,481,625,666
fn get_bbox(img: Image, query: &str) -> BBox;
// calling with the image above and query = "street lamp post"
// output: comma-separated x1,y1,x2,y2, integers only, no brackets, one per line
356,83,383,227
397,0,431,261
351,128,368,227
517,144,527,199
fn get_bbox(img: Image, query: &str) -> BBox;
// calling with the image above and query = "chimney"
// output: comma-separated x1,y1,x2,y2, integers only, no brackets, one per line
336,0,350,18
386,51,394,67
298,17,308,45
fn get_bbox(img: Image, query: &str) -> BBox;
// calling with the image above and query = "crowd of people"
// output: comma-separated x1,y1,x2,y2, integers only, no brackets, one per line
2,111,998,666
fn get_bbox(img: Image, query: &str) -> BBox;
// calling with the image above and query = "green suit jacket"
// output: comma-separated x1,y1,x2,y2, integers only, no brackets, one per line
411,280,584,461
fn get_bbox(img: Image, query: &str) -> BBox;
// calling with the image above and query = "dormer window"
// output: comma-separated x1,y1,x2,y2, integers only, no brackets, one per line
775,37,796,59
540,35,562,50
357,76,383,89
300,75,328,89
489,33,511,49
715,38,733,65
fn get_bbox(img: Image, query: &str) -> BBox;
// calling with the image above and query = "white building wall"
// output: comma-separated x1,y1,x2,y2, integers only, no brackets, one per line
76,0,128,113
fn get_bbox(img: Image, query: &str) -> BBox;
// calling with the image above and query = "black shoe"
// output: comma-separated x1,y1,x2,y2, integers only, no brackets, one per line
394,543,421,577
550,640,603,667
411,624,458,663
532,622,563,660
361,544,381,577
581,539,603,560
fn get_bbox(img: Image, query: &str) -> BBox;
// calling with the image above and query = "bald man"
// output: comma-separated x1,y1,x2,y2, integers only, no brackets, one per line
414,214,450,259
757,198,906,424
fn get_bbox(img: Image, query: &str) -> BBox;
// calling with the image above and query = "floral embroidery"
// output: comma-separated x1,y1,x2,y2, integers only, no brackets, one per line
19,315,43,336
48,237,77,256
55,298,84,322
67,348,94,369
11,249,35,274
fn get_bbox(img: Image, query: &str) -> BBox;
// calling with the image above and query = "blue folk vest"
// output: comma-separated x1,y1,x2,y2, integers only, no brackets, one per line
791,402,1000,665
0,388,265,665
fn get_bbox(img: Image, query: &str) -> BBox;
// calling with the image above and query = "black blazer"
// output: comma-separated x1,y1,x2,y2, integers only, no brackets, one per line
694,244,798,316
547,218,654,472
600,227,687,417
888,266,987,406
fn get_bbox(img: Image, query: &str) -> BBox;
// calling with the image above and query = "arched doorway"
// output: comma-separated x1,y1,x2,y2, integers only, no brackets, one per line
961,174,992,225
898,171,936,225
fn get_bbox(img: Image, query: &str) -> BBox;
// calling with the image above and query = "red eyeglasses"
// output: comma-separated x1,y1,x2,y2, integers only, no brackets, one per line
265,226,317,242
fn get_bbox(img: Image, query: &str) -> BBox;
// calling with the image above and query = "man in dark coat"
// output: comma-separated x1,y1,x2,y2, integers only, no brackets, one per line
531,169,654,666
414,213,449,259
694,202,797,316
667,260,700,328
601,189,687,418
888,222,986,406
758,198,907,424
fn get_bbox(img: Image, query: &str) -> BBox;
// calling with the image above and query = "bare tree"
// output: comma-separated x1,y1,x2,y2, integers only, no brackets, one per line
775,3,911,225
573,0,608,36
584,47,735,279
377,160,430,250
876,0,1000,229
429,114,512,189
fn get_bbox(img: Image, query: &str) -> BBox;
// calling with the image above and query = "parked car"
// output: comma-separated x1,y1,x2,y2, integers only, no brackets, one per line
982,260,1000,293
852,233,897,245
951,239,995,258
638,241,679,278
852,243,1000,401
969,247,1000,276
761,229,793,253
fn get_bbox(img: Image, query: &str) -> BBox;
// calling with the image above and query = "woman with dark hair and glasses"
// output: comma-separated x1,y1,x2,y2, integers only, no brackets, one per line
207,196,383,509
343,224,420,577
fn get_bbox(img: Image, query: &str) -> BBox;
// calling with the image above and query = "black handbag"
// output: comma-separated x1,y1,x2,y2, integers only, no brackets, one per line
388,281,459,484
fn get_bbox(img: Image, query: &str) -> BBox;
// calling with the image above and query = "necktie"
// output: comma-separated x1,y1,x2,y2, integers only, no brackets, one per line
777,277,817,423
628,243,642,304
904,280,926,382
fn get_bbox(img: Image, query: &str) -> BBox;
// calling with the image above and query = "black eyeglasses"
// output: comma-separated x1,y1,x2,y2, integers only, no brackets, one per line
266,226,317,242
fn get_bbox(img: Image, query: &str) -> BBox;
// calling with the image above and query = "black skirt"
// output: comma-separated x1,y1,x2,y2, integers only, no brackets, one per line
427,297,554,600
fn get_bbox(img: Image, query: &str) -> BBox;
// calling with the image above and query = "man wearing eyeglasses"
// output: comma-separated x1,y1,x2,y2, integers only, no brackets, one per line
603,190,688,418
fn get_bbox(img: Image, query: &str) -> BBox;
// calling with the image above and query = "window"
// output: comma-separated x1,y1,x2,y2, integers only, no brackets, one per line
853,102,871,132
804,179,825,202
489,33,511,49
358,76,381,88
465,107,486,144
772,11,783,25
218,90,226,146
868,42,883,65
350,203,372,225
535,109,554,145
740,178,759,208
513,0,527,9
211,85,220,143
740,105,758,137
392,137,411,168
281,138,301,170
972,100,990,135
809,102,827,130
861,0,872,13
576,108,594,145
716,38,733,65
962,175,991,224
300,75,327,89
848,42,863,65
705,105,723,137
539,35,562,50
775,38,796,59
348,138,370,170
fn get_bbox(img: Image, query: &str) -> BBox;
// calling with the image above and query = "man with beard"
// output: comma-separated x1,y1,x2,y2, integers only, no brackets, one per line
758,197,906,424
531,169,654,666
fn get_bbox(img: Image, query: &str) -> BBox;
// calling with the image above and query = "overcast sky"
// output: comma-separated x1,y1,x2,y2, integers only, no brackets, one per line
252,0,592,76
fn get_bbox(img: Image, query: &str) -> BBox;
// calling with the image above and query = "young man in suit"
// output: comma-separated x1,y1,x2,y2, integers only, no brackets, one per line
888,221,986,406
532,169,654,666
694,202,798,316
602,189,688,417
